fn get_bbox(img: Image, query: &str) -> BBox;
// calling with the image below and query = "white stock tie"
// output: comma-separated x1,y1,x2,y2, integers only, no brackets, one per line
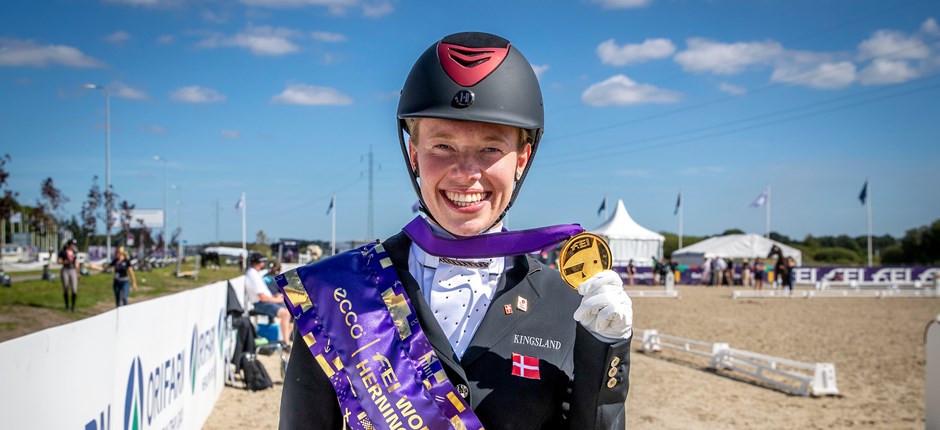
429,258,495,359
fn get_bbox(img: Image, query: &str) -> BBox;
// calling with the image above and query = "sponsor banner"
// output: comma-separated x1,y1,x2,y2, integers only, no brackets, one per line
0,278,231,430
0,312,118,429
613,266,940,286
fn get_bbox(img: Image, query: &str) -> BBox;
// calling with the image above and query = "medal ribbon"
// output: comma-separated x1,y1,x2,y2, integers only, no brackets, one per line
402,216,584,259
276,242,484,430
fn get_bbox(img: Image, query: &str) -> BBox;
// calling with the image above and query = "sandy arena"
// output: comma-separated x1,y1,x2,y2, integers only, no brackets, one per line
204,285,939,429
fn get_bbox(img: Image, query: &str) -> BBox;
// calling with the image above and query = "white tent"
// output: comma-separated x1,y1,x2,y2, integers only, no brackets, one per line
590,199,664,267
670,234,802,267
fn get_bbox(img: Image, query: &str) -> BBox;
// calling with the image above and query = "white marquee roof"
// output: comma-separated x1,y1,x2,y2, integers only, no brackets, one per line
591,199,665,241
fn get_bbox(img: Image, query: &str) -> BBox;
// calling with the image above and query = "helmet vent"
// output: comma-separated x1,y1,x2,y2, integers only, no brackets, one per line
438,43,510,87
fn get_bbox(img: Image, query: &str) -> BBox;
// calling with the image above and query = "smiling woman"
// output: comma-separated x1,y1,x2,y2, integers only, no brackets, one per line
408,118,530,237
279,31,635,430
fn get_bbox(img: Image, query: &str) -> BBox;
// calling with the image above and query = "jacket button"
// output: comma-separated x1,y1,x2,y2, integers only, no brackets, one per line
606,377,617,389
610,356,621,367
607,367,618,377
456,384,470,399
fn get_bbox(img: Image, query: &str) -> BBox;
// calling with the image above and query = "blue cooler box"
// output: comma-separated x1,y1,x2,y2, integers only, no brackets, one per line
257,323,280,343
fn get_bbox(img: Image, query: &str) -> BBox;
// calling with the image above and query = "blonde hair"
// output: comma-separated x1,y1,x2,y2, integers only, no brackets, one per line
406,118,530,149
116,246,126,258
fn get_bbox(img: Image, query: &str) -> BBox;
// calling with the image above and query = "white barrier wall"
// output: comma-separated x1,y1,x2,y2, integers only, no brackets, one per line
927,316,940,430
0,279,233,430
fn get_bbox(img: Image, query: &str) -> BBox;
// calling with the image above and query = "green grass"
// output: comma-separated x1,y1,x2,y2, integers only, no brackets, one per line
0,262,243,315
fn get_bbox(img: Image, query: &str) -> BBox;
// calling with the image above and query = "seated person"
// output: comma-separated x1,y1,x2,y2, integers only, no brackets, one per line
245,253,292,348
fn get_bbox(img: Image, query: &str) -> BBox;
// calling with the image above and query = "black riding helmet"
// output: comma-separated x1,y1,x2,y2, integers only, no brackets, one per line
397,32,544,235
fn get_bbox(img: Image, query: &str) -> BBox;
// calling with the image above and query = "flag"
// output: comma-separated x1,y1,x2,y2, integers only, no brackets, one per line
9,212,21,223
511,353,540,380
326,197,334,215
749,191,767,208
234,195,244,211
411,201,420,213
859,180,868,205
674,192,681,215
597,198,606,217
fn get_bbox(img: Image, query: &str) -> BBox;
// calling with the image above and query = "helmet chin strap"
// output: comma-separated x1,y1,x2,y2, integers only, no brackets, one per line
397,120,541,238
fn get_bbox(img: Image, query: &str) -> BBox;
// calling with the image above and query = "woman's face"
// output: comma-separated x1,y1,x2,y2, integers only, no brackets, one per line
409,118,530,237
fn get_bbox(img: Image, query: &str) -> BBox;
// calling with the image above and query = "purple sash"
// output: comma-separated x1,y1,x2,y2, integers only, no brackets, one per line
402,216,584,258
276,242,483,430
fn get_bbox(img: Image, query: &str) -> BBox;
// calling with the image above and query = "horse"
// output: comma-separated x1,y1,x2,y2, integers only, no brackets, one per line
199,251,221,270
767,245,792,290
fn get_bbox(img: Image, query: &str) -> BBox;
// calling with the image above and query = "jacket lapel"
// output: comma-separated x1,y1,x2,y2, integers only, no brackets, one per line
460,255,544,368
382,233,467,382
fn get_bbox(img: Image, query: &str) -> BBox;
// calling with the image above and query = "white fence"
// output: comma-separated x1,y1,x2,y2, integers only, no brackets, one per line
927,315,940,429
0,277,238,429
640,329,838,396
732,288,940,299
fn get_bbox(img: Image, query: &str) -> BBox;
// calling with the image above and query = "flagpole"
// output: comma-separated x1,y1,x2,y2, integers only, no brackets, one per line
331,194,336,256
240,192,247,255
678,191,683,249
866,177,872,267
765,185,771,238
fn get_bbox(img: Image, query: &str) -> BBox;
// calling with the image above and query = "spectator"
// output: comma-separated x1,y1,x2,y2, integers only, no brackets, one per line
245,253,292,348
714,257,727,287
701,257,712,286
741,259,752,287
651,256,661,286
57,239,80,312
725,258,735,286
626,259,636,286
784,256,796,291
264,261,282,295
754,257,765,290
110,246,137,307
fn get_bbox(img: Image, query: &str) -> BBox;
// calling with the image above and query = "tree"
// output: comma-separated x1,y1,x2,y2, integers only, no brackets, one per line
118,199,136,245
80,176,103,249
0,154,19,265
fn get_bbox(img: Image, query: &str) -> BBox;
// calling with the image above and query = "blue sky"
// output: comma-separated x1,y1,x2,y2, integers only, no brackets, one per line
1,0,938,245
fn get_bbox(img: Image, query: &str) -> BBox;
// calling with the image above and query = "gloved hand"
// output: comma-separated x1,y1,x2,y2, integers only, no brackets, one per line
573,270,633,340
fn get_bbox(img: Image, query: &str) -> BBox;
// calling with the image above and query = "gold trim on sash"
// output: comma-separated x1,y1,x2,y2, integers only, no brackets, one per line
283,271,313,312
381,287,413,340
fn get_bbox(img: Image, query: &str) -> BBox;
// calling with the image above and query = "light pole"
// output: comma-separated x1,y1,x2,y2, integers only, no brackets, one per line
84,83,111,260
171,184,183,274
153,156,168,259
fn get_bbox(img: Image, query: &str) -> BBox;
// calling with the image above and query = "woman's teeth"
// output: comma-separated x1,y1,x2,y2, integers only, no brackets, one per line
445,191,486,207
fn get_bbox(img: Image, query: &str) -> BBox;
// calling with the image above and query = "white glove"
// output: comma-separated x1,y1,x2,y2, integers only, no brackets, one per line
573,270,633,340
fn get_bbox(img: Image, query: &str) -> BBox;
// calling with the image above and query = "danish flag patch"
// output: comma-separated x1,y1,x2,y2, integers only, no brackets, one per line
511,353,540,380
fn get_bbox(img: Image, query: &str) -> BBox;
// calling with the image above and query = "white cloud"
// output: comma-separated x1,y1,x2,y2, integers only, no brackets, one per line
718,82,747,96
202,9,229,24
675,38,783,74
271,83,353,105
581,74,681,106
156,34,175,44
111,81,148,100
105,31,131,45
221,130,241,139
170,86,226,103
591,0,650,9
857,29,930,61
0,38,104,68
597,38,675,66
311,31,347,43
531,64,549,78
771,60,856,89
922,17,939,35
238,0,386,16
858,59,920,85
198,26,302,56
141,125,166,134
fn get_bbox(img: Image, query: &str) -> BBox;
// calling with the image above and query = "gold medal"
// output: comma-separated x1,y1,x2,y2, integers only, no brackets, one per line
557,232,612,290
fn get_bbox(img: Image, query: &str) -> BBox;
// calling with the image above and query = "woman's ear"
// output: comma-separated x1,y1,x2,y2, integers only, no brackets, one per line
408,139,419,177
